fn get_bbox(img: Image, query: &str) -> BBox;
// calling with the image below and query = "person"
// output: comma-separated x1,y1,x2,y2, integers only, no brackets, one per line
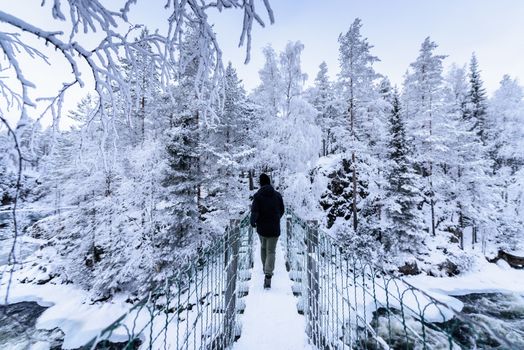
250,173,285,289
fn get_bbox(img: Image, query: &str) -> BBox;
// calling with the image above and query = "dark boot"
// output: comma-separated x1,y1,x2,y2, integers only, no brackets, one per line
264,274,271,289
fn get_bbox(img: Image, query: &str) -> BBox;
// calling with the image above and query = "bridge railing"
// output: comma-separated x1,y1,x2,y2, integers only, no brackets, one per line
82,215,254,350
284,209,512,350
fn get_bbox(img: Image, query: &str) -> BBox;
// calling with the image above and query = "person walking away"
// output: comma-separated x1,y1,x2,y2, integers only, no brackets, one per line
250,173,285,289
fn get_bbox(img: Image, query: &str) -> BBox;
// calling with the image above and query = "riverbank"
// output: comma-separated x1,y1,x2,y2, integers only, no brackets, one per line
0,269,132,349
2,252,524,349
405,258,524,296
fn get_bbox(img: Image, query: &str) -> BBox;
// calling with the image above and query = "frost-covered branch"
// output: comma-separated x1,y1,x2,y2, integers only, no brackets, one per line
0,113,24,304
0,0,273,126
0,0,273,302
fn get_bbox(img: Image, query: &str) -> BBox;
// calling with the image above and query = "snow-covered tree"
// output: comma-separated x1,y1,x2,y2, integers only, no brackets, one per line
489,75,524,171
255,46,284,119
309,62,339,156
280,41,308,118
402,37,447,237
204,62,255,223
465,54,489,146
252,43,320,184
326,18,382,234
383,90,424,255
161,23,209,253
486,75,524,250
122,29,161,145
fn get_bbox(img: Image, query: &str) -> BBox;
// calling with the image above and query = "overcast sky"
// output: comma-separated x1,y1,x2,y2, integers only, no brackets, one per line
2,0,524,128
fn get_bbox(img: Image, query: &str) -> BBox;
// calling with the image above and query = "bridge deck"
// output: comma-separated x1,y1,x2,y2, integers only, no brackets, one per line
233,237,311,350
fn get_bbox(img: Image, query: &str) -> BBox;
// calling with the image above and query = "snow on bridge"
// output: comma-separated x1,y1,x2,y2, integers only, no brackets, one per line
233,238,311,350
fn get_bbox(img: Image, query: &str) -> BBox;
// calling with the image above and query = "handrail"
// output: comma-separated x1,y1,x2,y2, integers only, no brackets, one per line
81,213,254,349
283,208,514,349
17,207,517,350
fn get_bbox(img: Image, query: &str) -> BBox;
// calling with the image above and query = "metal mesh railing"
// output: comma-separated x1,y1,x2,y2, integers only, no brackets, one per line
284,209,513,350
82,216,254,350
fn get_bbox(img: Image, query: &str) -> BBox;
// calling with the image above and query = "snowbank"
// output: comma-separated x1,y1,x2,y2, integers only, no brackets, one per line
405,258,524,296
0,271,132,349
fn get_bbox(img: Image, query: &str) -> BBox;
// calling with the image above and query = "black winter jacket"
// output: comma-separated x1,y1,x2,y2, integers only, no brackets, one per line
250,185,285,237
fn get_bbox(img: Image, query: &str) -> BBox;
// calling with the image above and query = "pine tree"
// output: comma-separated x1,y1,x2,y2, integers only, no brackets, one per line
402,37,447,237
160,22,211,256
310,62,338,156
465,53,488,146
384,91,424,254
448,62,491,249
206,62,254,220
335,18,381,232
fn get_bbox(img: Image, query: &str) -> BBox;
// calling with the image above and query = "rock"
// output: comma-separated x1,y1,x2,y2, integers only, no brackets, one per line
438,259,460,277
398,261,420,276
36,274,53,284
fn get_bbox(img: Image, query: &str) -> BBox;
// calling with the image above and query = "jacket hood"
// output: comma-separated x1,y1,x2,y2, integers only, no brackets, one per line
258,184,275,197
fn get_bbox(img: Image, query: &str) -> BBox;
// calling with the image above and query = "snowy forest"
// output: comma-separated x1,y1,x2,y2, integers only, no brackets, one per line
1,1,524,348
1,11,523,297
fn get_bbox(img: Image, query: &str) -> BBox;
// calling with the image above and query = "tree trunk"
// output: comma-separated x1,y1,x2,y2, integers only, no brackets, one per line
248,170,254,191
458,206,464,250
429,162,436,236
140,95,145,143
352,151,358,231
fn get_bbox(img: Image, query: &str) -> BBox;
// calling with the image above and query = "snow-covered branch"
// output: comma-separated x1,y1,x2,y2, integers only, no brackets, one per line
0,0,273,302
0,0,273,127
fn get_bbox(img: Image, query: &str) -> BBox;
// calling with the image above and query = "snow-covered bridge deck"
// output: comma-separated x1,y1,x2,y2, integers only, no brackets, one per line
233,238,310,350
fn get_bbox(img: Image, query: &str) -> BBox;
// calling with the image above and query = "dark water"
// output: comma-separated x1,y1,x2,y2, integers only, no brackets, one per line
364,292,524,350
2,293,523,349
0,301,64,349
452,293,524,349
0,302,141,349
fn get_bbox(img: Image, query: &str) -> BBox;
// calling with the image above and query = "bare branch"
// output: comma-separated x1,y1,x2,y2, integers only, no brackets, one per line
0,113,24,304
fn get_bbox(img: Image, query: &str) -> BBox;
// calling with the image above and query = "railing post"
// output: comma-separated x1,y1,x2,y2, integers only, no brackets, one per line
224,220,240,345
248,169,254,190
286,214,292,271
248,225,254,268
306,220,320,346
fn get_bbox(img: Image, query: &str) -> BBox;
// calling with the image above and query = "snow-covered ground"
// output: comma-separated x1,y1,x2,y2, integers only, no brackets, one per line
1,234,312,350
0,273,133,349
233,237,311,350
405,258,524,296
2,233,524,349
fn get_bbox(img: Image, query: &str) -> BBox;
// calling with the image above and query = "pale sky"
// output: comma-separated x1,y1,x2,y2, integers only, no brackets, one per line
1,1,524,128
204,0,524,93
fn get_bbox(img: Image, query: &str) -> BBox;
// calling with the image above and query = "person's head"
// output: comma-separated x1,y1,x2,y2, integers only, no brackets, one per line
259,173,271,186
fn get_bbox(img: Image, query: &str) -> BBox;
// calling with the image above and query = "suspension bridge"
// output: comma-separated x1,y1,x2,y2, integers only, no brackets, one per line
82,210,512,350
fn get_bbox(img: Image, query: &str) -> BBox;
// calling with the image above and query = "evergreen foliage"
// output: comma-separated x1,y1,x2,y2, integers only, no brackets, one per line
384,91,424,254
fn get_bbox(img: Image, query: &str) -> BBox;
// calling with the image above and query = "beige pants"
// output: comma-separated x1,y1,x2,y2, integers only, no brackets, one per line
258,235,279,277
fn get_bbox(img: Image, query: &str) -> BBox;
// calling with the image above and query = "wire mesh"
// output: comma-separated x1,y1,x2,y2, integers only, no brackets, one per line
284,209,514,350
81,215,254,350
